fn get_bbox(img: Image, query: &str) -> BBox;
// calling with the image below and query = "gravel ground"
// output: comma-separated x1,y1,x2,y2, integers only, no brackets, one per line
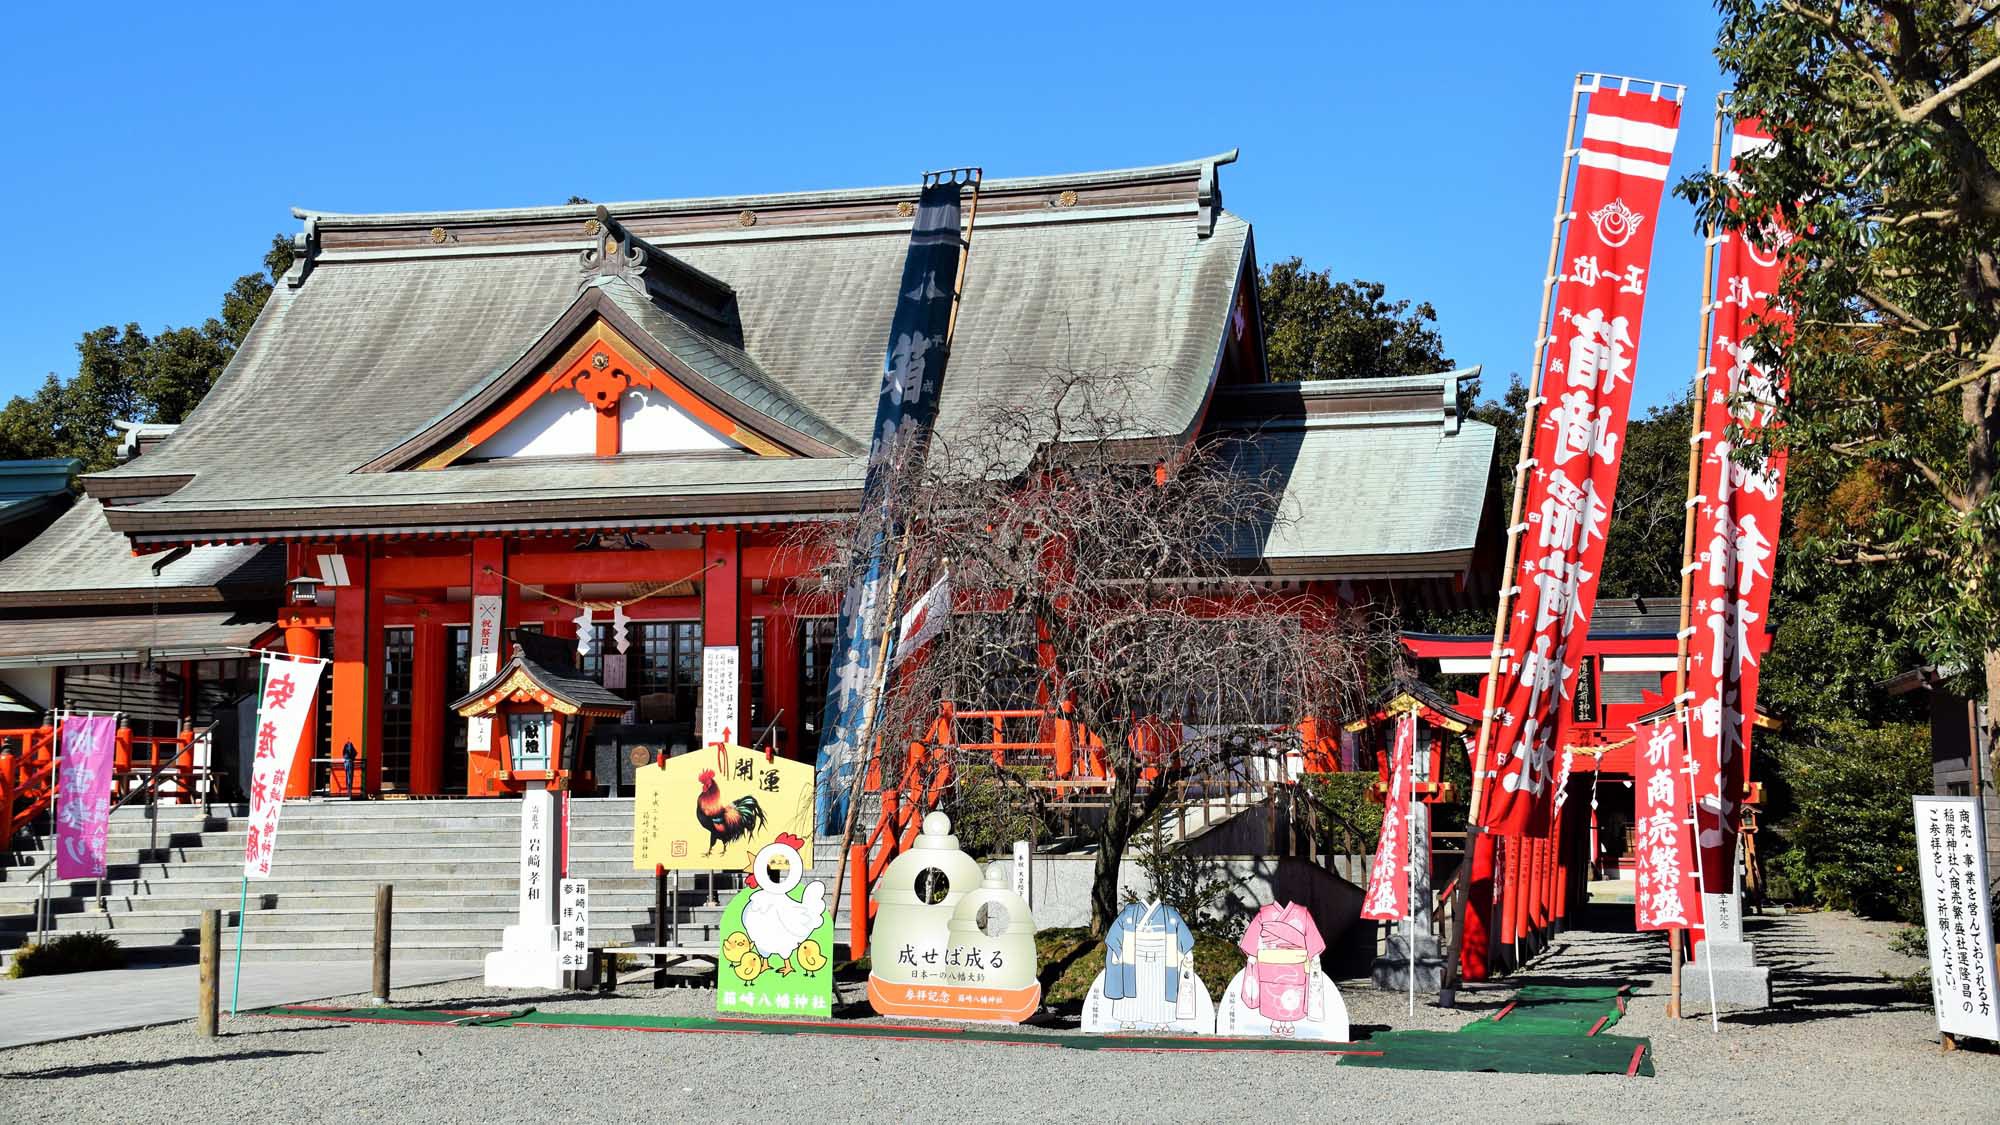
1,909,1993,1124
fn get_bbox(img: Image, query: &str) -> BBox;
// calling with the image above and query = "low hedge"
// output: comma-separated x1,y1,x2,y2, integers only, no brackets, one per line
9,932,125,978
1035,926,1246,1006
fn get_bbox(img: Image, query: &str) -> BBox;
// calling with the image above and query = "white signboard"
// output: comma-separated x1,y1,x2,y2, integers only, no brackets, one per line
1914,796,2000,1042
469,594,504,753
1012,839,1032,907
518,789,556,925
702,645,740,745
243,654,327,878
558,879,590,971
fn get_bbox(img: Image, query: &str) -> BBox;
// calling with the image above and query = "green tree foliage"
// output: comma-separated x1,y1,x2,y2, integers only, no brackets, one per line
1680,2,2000,775
1258,258,1454,381
1765,721,1930,918
0,234,294,470
1598,394,1697,599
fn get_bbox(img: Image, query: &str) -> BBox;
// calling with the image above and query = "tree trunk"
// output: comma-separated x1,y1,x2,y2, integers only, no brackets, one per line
1089,771,1136,937
1984,648,2000,801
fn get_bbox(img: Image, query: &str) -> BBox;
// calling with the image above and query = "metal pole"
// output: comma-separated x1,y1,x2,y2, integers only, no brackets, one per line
371,884,392,1004
1668,95,1729,1021
229,874,248,1015
198,908,220,1038
1442,74,1589,1007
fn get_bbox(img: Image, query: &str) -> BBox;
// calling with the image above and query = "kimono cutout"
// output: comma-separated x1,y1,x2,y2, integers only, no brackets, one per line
1217,902,1349,1040
1082,900,1214,1034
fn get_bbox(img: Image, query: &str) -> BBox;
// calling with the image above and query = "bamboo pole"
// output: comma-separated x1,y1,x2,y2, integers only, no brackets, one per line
1441,74,1589,1006
1668,94,1729,1022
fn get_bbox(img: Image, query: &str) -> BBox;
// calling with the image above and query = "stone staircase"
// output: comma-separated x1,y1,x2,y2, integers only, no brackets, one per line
3,799,855,963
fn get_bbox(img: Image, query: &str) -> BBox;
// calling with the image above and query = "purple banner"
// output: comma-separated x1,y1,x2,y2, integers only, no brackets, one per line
55,715,117,880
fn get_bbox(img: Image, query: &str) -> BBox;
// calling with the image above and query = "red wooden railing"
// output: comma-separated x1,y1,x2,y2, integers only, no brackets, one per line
842,705,1351,956
2,723,210,850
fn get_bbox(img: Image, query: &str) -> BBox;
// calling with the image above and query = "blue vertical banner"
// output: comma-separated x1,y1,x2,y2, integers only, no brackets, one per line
815,173,970,834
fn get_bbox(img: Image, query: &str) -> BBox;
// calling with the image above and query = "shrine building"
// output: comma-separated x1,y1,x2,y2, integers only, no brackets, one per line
0,153,1500,802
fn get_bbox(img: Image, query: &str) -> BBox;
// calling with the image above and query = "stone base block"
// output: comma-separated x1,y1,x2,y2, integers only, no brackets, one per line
484,923,563,990
1372,931,1445,993
1681,941,1772,1008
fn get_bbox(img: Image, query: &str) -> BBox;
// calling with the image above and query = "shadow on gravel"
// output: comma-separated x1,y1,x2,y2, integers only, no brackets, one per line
4,1049,322,1080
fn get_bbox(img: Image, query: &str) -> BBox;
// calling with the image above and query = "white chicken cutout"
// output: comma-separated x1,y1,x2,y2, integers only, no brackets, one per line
716,832,835,1018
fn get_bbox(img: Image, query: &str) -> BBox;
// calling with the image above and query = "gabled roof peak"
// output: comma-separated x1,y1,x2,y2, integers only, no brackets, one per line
580,206,734,318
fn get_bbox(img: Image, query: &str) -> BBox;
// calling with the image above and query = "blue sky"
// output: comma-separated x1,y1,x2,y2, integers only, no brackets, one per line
0,1,1726,413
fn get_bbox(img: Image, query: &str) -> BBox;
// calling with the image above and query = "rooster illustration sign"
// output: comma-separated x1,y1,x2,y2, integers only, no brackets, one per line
716,833,834,1018
632,744,814,872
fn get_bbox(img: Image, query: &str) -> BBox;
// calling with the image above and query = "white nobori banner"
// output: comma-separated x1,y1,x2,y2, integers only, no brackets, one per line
243,654,327,879
1913,795,2000,1042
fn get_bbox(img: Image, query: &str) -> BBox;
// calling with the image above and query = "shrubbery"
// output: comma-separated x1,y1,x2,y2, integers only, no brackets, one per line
1765,720,1929,920
8,932,124,978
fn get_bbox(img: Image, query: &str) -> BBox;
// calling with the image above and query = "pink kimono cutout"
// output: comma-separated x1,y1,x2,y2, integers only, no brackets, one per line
1238,902,1326,1029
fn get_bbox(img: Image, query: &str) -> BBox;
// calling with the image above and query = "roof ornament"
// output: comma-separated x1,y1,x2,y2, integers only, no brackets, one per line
1195,149,1239,240
578,204,648,289
284,217,320,288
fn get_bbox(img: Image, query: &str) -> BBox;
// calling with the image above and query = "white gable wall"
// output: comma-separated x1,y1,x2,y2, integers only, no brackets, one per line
618,388,739,453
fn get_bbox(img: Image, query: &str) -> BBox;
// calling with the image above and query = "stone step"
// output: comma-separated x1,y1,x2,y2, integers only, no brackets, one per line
3,841,661,874
0,877,786,913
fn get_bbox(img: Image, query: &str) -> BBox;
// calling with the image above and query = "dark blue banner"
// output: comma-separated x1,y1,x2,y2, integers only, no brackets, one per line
815,175,967,834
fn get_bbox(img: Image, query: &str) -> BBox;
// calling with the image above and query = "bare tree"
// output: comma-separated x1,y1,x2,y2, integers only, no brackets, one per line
794,366,1381,935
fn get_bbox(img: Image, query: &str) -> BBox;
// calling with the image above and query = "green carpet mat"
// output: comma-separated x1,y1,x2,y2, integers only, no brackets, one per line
1342,985,1652,1076
257,1004,533,1027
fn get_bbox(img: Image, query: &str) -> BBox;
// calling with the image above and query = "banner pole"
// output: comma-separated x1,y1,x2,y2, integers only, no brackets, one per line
830,169,981,902
1682,722,1720,1032
1667,94,1729,1021
1407,716,1418,1017
229,874,248,1015
1441,74,1589,1007
231,655,272,1017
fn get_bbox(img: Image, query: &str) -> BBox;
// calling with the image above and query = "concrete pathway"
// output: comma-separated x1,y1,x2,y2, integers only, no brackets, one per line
0,960,481,1050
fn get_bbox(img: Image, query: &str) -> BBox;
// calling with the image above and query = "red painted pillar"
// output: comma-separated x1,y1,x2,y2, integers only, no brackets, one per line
468,539,507,797
1463,831,1496,981
701,531,751,742
330,547,372,797
364,555,386,795
765,611,800,758
282,620,321,799
409,617,445,796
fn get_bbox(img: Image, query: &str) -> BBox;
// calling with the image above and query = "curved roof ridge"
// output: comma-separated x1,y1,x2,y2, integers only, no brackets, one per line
293,151,1240,228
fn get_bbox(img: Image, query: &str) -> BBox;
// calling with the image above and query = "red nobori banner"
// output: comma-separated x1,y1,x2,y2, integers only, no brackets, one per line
1687,117,1790,893
1361,711,1417,922
1480,85,1683,837
1634,715,1702,931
